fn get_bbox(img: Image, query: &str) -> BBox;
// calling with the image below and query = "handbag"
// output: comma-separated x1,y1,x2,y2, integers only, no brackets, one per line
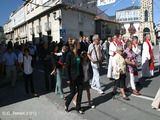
93,44,102,69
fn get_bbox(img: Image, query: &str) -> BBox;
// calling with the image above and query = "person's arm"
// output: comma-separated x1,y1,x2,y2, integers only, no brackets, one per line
65,53,71,84
55,52,62,56
2,54,5,73
19,62,23,72
14,53,18,70
87,68,90,83
87,44,97,63
125,58,136,66
2,62,5,73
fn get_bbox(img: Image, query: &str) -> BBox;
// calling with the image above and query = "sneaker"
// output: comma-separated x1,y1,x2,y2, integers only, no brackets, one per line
91,86,98,90
98,90,104,94
90,104,95,109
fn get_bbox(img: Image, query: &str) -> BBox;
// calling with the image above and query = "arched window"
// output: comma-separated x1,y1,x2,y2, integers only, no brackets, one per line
145,10,148,21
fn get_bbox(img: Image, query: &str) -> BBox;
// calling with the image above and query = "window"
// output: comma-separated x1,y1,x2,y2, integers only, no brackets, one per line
42,0,51,4
145,10,148,21
78,12,83,23
27,4,30,14
31,0,34,11
35,0,39,7
130,23,133,27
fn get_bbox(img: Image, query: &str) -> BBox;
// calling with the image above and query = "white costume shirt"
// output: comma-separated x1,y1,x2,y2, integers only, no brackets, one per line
109,41,117,56
132,42,140,56
142,41,153,65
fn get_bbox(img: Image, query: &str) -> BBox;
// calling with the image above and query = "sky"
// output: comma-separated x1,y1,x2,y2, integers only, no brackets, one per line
0,0,160,27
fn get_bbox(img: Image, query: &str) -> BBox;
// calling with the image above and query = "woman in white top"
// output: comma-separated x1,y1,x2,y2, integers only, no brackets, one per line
19,48,37,97
112,46,130,100
73,51,95,108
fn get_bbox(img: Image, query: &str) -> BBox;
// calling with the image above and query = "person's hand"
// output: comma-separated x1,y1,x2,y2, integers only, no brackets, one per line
62,66,65,69
51,70,56,75
44,55,50,60
67,81,70,84
119,69,123,74
126,59,130,63
132,62,136,66
92,60,97,64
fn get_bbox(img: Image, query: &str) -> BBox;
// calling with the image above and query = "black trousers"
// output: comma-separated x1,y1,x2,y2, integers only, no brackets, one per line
44,63,52,91
65,82,83,111
24,73,35,94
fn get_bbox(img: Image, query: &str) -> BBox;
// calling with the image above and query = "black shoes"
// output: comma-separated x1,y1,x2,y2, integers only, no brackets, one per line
123,97,130,101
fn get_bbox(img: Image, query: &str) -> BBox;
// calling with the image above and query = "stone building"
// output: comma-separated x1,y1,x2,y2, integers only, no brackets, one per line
0,26,5,42
4,0,97,44
155,22,160,40
95,16,120,40
139,0,156,44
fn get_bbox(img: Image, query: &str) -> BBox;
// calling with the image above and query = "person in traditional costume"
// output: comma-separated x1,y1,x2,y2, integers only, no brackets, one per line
142,34,155,77
107,35,117,80
117,35,125,48
132,36,141,86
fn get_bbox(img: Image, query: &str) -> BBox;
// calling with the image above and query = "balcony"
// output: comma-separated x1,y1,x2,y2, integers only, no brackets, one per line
45,22,51,32
30,28,34,35
36,26,42,34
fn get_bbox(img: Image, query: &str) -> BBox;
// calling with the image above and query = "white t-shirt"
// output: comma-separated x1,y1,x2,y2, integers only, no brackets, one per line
22,55,33,75
83,63,89,82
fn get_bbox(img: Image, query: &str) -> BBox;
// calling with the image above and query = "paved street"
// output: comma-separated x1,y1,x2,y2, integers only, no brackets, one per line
0,45,160,120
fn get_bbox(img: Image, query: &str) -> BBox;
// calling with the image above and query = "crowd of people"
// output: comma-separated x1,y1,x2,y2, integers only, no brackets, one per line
0,33,159,113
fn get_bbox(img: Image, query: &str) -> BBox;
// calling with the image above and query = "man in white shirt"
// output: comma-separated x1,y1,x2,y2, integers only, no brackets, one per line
107,35,117,80
142,34,154,77
88,34,104,94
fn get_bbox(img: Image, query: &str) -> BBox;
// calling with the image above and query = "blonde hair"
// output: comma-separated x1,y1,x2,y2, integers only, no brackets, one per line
69,39,79,50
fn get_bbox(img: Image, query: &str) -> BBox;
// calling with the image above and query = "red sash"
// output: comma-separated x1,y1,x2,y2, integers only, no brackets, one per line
58,61,65,66
117,40,122,46
145,39,154,70
132,41,136,48
112,41,117,57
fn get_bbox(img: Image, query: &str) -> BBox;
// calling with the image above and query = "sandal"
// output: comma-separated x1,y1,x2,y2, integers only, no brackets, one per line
32,93,38,97
64,106,69,112
77,110,84,114
133,90,140,95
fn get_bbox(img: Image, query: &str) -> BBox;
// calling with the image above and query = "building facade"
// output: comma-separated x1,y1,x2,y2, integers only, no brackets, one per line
4,0,97,44
116,6,141,40
95,16,120,40
155,22,160,40
0,26,5,42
